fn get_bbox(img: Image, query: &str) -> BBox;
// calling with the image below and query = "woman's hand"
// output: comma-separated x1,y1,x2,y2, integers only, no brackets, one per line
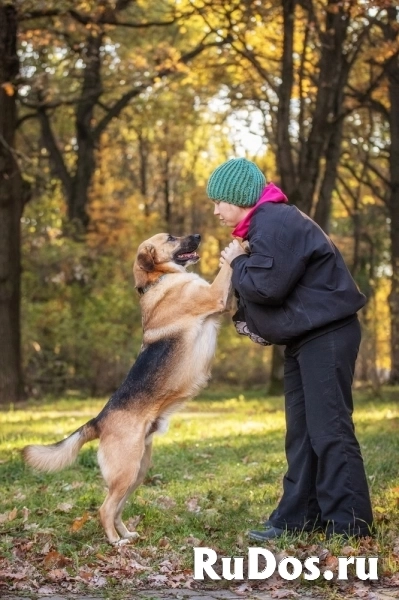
220,239,247,266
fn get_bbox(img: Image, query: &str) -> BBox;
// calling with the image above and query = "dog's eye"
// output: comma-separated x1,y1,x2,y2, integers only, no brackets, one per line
167,235,176,242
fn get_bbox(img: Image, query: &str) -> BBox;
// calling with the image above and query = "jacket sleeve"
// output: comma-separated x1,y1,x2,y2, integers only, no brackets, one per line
231,234,306,306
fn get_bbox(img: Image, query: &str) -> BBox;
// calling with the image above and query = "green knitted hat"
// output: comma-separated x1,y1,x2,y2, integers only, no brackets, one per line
207,158,266,207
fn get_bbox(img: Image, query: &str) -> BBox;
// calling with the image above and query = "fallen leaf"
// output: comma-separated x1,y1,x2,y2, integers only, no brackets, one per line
234,581,252,595
14,492,26,500
352,581,369,598
126,515,142,530
24,522,39,530
341,545,356,556
148,573,168,586
271,590,299,599
186,497,201,513
155,495,176,510
127,558,151,571
70,511,90,532
62,481,84,491
37,586,56,594
47,567,69,581
91,575,107,587
56,502,73,512
77,569,93,582
385,572,399,586
185,535,201,546
43,550,70,569
275,550,290,563
8,507,18,521
183,576,195,589
0,569,28,580
318,548,330,561
40,541,52,555
324,555,339,571
159,559,174,573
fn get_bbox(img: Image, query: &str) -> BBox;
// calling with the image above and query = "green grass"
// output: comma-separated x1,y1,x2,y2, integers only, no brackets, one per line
0,388,398,594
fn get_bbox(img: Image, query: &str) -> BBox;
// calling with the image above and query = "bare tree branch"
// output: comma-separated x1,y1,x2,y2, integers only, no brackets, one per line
366,159,391,187
93,37,230,139
37,108,72,198
16,112,38,128
230,42,278,94
19,6,193,29
341,159,388,205
336,178,355,217
346,49,399,121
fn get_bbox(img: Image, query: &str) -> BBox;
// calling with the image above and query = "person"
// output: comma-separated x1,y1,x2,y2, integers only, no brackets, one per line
207,157,373,540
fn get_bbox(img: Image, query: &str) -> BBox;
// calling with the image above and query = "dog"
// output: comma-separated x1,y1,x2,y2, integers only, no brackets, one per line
23,233,232,544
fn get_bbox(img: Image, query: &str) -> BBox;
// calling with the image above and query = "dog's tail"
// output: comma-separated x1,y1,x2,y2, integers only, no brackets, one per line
22,420,98,473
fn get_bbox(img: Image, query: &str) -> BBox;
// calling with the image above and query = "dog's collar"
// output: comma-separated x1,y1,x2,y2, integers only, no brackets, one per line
136,274,167,296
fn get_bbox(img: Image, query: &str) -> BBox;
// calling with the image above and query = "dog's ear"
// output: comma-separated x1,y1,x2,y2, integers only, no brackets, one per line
136,244,156,272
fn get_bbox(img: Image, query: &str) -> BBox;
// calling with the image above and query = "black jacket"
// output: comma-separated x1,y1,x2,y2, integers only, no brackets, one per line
231,202,366,346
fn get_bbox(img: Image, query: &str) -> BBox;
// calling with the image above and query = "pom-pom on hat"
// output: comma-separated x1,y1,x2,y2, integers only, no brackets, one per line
207,158,266,207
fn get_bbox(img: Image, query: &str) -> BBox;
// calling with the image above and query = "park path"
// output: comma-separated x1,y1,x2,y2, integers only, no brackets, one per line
2,586,399,600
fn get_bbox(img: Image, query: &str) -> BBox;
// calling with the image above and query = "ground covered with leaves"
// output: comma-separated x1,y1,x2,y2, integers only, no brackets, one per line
0,389,398,598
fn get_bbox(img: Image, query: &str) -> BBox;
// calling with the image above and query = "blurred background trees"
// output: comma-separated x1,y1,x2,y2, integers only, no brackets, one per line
0,0,398,403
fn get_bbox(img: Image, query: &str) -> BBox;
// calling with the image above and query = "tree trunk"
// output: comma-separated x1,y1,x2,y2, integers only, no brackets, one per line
295,0,350,214
276,0,296,198
268,0,351,396
39,33,103,234
137,132,150,217
68,34,102,230
313,117,344,232
163,153,172,229
386,9,399,384
0,3,23,404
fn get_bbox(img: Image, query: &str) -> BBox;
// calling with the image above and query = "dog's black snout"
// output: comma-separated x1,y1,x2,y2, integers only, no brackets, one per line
193,234,201,241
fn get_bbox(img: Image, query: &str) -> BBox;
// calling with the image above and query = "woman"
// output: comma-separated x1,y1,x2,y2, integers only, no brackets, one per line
208,157,373,540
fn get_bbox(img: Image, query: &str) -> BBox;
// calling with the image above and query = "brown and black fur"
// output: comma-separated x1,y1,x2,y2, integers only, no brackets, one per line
23,233,232,544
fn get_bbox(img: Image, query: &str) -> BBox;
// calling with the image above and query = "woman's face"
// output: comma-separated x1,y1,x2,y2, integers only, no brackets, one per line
213,201,250,227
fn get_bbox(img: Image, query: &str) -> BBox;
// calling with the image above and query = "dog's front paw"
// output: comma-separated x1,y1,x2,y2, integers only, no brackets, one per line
113,534,139,546
123,531,140,540
113,538,130,547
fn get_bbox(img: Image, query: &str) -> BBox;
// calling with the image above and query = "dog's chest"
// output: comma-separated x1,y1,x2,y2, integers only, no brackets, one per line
190,316,220,370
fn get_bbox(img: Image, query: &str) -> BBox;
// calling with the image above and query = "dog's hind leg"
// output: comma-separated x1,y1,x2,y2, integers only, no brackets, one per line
98,428,146,544
114,440,153,540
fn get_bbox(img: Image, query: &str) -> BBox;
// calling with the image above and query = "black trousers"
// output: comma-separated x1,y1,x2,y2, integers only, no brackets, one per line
269,317,373,536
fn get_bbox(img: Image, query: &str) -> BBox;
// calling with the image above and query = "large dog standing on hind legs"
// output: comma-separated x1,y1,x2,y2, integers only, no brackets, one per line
23,233,232,544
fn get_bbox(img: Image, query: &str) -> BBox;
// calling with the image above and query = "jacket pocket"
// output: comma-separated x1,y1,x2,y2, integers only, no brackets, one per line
248,254,274,269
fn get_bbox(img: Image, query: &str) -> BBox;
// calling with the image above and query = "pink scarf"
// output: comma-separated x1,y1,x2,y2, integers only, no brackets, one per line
232,183,288,239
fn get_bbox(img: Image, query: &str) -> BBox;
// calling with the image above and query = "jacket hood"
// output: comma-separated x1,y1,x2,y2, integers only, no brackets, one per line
232,183,288,239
